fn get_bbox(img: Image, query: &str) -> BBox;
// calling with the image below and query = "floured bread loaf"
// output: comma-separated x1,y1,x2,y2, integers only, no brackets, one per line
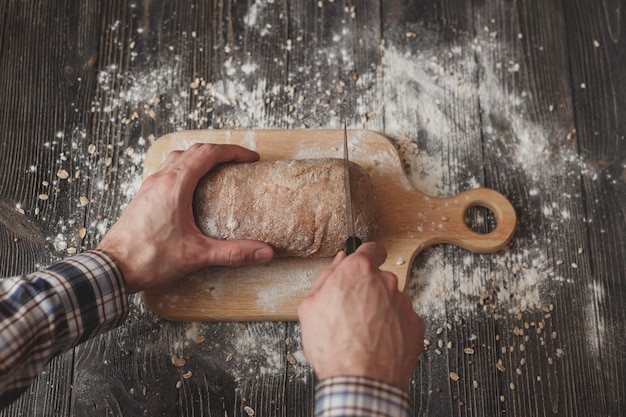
193,158,379,258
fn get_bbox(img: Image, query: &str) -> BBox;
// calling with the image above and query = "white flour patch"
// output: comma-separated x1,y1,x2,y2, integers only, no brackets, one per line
256,269,316,312
584,281,607,358
407,242,551,320
231,324,284,378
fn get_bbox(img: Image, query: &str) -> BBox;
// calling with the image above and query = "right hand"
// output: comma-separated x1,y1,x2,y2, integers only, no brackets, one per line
297,242,425,390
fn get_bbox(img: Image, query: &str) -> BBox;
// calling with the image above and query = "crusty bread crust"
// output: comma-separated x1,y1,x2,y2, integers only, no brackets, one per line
193,158,379,257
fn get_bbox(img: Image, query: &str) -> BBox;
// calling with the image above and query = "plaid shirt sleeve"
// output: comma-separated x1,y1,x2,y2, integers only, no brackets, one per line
0,250,129,406
314,376,412,417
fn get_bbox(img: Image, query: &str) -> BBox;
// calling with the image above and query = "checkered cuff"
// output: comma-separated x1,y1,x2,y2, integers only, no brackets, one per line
315,376,412,417
0,250,129,407
43,250,129,346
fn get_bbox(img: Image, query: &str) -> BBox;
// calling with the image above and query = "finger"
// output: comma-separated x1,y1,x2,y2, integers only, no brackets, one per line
351,242,387,268
198,238,274,267
379,270,400,294
310,251,347,293
159,149,184,169
179,143,260,183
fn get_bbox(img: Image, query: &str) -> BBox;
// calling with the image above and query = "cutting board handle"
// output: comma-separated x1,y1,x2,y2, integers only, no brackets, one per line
427,187,517,253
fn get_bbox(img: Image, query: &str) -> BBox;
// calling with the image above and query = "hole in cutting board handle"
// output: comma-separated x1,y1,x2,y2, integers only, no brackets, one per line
464,205,497,234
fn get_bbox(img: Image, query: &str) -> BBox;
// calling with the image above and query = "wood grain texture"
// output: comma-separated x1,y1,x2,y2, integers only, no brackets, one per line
563,1,626,415
1,0,625,416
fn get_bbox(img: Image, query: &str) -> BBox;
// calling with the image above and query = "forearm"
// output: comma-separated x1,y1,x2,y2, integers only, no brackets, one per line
314,376,412,417
0,250,129,406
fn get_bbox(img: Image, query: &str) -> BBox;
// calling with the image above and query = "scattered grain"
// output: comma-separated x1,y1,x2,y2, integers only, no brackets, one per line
449,372,460,382
287,352,299,365
171,354,186,367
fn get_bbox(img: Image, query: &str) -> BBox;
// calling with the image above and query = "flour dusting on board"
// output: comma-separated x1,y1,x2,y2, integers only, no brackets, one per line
256,265,317,311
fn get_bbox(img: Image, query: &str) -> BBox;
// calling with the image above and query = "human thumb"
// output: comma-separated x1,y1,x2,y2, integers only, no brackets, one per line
200,238,275,267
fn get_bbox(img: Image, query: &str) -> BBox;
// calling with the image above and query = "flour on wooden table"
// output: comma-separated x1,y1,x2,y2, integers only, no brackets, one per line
19,4,606,381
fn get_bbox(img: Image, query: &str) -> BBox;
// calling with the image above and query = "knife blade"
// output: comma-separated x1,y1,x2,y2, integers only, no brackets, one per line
343,123,362,255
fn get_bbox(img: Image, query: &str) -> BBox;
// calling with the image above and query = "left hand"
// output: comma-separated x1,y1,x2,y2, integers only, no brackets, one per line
97,143,275,293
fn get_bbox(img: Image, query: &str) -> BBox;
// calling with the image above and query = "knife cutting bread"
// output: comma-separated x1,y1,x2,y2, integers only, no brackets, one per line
193,158,379,258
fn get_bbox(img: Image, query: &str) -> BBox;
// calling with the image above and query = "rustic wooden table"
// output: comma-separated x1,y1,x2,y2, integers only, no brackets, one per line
1,0,625,416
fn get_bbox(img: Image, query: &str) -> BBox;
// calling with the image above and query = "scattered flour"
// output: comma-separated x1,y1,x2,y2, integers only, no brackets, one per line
22,3,603,381
584,281,607,358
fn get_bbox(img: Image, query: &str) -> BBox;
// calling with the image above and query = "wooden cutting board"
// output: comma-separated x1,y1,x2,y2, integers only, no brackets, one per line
140,130,516,321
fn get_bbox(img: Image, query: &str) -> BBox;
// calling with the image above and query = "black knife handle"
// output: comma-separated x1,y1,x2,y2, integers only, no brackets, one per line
345,236,362,255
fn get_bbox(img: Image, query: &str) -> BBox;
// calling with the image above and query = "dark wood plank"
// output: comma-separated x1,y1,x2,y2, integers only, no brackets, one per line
0,0,105,414
564,0,626,415
470,0,615,415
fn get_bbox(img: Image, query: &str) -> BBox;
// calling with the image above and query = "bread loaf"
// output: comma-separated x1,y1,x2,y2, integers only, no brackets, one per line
193,158,379,258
